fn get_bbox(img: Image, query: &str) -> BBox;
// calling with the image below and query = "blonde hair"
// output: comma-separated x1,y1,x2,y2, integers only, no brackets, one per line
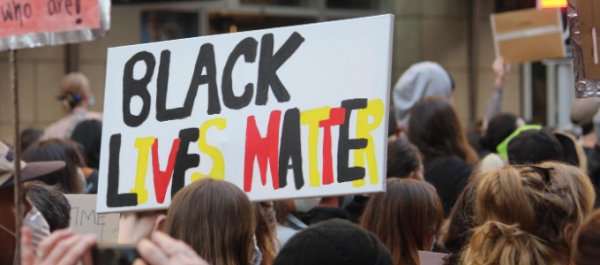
461,162,595,265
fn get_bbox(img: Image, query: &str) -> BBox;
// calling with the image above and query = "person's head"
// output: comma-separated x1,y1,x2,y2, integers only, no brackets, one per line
393,62,453,131
23,139,86,194
361,178,443,265
386,139,423,179
118,210,167,244
25,181,70,232
163,178,256,265
0,141,64,265
571,98,600,135
70,120,102,169
20,128,43,153
274,219,393,265
253,202,277,265
442,179,479,265
480,113,523,153
408,96,479,166
461,162,595,265
507,128,564,165
573,209,600,265
58,72,93,111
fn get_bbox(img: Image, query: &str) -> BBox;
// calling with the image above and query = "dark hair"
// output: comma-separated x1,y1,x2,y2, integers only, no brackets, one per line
361,178,443,265
573,209,600,265
442,180,479,265
70,120,102,169
20,128,43,153
254,202,278,265
386,139,421,178
163,178,255,265
480,113,519,153
408,96,479,166
22,139,85,193
25,181,71,231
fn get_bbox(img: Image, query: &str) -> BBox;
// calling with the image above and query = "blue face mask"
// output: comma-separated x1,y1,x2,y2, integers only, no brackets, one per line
250,236,263,265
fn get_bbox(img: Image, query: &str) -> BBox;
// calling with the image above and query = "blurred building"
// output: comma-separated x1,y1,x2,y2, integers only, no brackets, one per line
0,0,563,140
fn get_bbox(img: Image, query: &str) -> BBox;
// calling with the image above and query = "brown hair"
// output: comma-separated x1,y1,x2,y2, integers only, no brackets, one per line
23,139,86,193
408,96,479,166
442,179,479,265
254,202,278,265
163,178,256,265
361,178,443,265
387,138,422,179
461,162,595,265
573,209,600,265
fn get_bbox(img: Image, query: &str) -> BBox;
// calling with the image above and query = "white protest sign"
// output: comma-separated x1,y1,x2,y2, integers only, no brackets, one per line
66,194,119,243
97,15,394,213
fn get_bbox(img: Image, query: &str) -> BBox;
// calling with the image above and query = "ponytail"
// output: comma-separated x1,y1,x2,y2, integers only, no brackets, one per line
460,163,588,265
464,221,551,265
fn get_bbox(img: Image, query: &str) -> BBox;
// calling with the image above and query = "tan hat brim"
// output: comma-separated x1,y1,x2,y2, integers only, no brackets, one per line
0,161,66,190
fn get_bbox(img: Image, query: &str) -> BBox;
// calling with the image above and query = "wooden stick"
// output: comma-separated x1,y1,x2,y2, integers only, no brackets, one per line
10,49,22,265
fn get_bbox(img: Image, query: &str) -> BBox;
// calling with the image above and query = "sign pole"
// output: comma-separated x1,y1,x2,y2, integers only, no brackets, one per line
10,49,23,265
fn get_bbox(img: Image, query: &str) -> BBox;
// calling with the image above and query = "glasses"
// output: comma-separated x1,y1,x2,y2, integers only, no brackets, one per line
527,165,554,186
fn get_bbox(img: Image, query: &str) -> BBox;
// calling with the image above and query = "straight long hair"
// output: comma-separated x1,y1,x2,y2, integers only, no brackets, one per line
163,178,256,265
408,96,478,166
461,162,595,265
361,178,443,265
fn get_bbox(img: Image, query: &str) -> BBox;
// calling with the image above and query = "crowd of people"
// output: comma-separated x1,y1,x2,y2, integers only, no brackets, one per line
2,57,600,265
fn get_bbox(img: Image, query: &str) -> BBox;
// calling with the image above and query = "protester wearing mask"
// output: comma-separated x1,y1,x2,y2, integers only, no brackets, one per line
0,141,65,265
44,72,102,140
162,178,257,265
408,96,478,216
25,181,70,232
23,139,88,194
275,198,321,248
361,178,443,265
253,202,277,265
460,162,595,265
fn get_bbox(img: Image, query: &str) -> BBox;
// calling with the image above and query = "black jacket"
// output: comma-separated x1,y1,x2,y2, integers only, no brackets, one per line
423,156,474,217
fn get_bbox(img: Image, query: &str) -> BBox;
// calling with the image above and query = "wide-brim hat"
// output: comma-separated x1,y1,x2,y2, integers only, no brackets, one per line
0,141,64,190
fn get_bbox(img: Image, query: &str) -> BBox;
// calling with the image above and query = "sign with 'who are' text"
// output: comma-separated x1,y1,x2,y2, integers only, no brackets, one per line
97,15,394,213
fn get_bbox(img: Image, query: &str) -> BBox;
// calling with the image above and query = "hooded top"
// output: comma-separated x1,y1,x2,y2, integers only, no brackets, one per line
393,62,453,131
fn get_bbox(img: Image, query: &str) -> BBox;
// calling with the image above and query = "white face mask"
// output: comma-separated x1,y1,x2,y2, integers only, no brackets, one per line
293,198,321,213
249,236,262,265
0,203,50,263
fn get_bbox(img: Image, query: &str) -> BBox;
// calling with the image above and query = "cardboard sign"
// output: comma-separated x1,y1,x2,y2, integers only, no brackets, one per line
577,0,600,79
66,194,119,243
0,0,100,38
491,8,566,64
96,15,393,213
418,251,448,265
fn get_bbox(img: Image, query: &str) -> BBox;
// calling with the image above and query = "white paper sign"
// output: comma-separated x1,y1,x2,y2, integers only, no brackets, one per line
97,15,394,213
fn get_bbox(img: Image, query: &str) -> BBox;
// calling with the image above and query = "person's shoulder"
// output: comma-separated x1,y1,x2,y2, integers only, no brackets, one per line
443,157,474,176
84,111,103,121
